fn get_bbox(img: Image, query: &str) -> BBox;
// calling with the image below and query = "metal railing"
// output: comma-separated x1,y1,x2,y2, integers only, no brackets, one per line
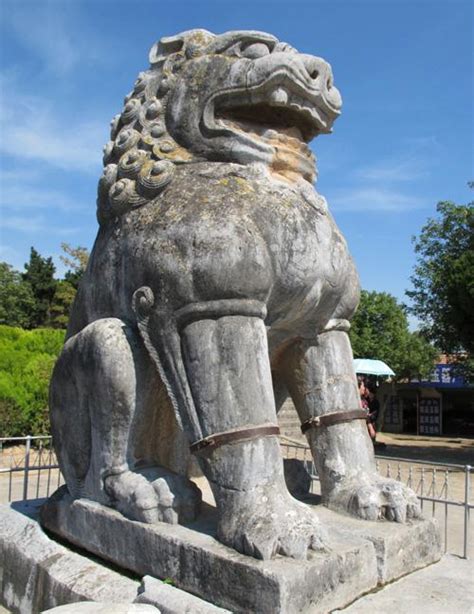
0,435,63,502
1,435,472,559
280,437,473,559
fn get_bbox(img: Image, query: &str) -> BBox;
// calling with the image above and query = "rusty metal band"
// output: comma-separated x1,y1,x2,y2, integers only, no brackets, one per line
301,409,367,434
190,424,280,455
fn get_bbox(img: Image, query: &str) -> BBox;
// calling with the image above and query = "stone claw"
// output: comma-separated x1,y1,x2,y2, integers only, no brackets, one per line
104,467,202,524
217,488,328,560
328,474,422,523
104,470,161,523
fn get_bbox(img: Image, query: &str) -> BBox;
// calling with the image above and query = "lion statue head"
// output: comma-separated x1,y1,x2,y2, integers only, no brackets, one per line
97,29,342,224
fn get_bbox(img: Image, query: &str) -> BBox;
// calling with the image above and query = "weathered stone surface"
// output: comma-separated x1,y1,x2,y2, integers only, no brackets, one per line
41,490,379,613
0,502,231,614
314,503,442,583
43,604,158,613
135,576,230,613
0,501,140,614
48,27,423,567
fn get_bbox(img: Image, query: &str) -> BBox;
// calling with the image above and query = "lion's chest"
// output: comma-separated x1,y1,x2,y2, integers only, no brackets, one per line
128,168,357,330
80,166,358,340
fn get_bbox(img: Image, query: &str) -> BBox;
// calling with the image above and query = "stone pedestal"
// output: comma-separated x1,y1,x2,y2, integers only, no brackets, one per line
36,487,441,613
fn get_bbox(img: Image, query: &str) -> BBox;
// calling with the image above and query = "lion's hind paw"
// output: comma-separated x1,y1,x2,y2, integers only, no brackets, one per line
329,474,422,523
104,467,202,524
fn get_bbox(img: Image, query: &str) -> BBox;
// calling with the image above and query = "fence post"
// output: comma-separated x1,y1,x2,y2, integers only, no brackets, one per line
23,435,31,501
464,465,471,559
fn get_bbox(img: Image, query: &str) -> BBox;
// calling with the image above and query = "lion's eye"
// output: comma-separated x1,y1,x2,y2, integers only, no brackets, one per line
240,42,272,59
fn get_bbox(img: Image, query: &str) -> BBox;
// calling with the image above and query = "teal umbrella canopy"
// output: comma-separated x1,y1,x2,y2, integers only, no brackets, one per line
353,358,395,377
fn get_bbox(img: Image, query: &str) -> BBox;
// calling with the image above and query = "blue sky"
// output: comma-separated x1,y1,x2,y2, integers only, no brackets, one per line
0,0,472,313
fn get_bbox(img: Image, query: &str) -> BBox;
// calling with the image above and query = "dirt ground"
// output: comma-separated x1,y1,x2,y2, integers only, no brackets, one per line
375,431,474,466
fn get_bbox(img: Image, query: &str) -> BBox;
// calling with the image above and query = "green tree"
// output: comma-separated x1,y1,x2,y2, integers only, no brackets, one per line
407,200,474,358
0,262,35,328
60,243,89,289
22,247,57,327
50,280,77,329
407,198,474,381
350,290,437,381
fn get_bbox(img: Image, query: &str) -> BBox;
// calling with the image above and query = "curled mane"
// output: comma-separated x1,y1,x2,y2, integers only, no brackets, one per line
97,29,215,225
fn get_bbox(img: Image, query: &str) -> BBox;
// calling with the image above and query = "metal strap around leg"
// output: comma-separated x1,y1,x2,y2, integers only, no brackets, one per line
190,424,280,455
301,409,367,434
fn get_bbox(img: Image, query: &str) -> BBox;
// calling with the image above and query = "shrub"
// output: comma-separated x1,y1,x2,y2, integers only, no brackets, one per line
0,325,64,436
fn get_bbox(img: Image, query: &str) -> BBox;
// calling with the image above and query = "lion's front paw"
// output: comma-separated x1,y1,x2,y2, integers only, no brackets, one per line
217,489,328,560
104,470,161,523
328,474,422,523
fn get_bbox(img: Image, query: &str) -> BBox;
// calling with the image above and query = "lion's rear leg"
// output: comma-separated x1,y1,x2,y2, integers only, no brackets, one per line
278,328,421,522
50,318,200,524
147,301,327,559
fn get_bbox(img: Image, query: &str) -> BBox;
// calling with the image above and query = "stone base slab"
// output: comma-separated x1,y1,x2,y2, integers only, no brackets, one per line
40,488,380,613
0,500,228,614
2,490,442,614
313,500,442,584
0,500,139,614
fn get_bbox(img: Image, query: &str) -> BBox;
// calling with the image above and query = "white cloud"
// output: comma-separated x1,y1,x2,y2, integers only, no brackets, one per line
0,181,88,213
330,187,426,211
0,244,23,269
2,1,103,76
355,159,429,182
1,215,47,234
0,73,106,173
0,214,80,236
332,136,439,212
354,137,439,183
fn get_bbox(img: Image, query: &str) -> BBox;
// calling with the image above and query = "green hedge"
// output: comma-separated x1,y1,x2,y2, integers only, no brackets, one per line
0,325,65,436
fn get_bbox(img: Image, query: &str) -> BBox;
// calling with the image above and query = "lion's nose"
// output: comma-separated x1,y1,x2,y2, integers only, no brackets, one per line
300,55,342,111
301,56,328,81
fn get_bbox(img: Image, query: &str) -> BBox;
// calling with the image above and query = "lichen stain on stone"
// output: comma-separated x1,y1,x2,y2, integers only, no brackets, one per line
218,176,255,195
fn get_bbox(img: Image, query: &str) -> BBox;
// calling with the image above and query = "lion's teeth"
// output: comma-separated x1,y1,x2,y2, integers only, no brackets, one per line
263,129,279,138
270,87,289,106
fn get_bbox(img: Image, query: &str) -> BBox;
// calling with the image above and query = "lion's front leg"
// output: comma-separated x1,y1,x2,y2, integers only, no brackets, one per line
279,328,421,522
141,297,327,560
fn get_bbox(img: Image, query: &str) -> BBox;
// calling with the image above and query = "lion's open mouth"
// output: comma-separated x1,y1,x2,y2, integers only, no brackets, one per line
211,70,338,147
199,72,339,182
215,101,320,145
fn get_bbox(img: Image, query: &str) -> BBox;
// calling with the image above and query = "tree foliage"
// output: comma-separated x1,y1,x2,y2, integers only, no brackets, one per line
50,280,77,329
60,242,89,289
0,262,35,328
0,244,89,331
0,244,91,435
350,290,437,380
0,325,64,435
22,247,57,328
407,200,474,359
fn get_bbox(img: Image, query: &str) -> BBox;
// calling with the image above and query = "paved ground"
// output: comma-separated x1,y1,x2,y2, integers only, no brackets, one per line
335,554,474,613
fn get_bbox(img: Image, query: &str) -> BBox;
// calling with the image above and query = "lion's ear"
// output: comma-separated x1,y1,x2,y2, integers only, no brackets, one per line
149,30,215,66
149,35,184,65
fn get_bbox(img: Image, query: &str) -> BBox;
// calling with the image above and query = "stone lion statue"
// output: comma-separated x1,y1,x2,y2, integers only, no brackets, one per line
50,29,420,560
